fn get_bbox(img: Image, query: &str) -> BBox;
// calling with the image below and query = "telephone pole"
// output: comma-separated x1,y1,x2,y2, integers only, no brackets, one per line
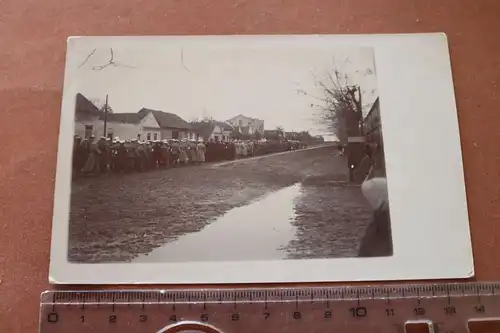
357,85,364,136
103,94,109,138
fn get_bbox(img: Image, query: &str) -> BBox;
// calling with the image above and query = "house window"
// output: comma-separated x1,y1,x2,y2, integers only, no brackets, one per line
172,131,179,139
84,125,93,139
153,133,158,141
238,120,242,126
137,134,141,140
107,132,113,140
147,133,151,141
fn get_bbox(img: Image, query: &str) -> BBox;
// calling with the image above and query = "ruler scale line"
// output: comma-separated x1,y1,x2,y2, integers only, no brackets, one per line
39,282,500,333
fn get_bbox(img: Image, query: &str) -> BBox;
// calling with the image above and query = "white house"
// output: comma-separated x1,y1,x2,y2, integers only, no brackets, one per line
105,112,162,141
190,120,234,142
226,114,264,134
139,108,194,140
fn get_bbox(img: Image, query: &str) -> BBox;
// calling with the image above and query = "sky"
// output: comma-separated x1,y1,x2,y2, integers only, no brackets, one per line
72,38,378,140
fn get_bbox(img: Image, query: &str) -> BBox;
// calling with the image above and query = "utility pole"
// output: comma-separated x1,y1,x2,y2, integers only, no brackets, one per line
357,85,364,136
103,94,109,138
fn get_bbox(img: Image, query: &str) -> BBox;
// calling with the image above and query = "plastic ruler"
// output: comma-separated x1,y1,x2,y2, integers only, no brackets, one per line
39,282,500,333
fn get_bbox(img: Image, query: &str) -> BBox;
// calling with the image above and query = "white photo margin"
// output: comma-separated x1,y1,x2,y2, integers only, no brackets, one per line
49,34,474,284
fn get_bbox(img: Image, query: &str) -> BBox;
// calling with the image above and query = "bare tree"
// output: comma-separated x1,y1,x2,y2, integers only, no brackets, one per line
298,66,364,144
89,98,114,113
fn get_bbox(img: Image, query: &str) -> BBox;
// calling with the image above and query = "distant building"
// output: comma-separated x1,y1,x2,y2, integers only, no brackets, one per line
191,120,234,142
285,131,299,140
263,129,284,141
226,114,264,135
363,97,381,144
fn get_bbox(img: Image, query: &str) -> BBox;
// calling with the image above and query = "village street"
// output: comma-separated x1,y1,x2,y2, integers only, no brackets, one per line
68,145,373,263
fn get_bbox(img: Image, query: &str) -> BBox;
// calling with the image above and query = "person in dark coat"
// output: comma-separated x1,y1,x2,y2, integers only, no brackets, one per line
169,139,180,166
72,136,83,174
161,141,171,167
152,141,163,168
114,140,127,173
355,142,392,257
205,140,214,162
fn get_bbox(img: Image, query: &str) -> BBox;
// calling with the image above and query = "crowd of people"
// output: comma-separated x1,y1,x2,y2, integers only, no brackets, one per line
72,135,306,177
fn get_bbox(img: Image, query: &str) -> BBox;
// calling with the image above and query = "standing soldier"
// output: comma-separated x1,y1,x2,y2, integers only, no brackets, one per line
229,140,236,160
81,136,101,175
72,136,83,176
144,141,154,170
247,140,255,157
205,139,213,162
170,139,180,167
125,139,136,172
242,141,248,157
196,138,206,163
115,140,127,173
97,137,108,173
188,139,198,164
152,141,162,169
161,140,171,167
179,139,189,165
136,142,148,172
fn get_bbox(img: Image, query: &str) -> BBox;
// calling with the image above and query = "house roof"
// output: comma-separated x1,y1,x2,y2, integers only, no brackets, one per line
75,93,100,116
139,108,191,130
190,120,233,139
190,121,214,140
215,121,234,131
99,112,146,124
227,114,263,122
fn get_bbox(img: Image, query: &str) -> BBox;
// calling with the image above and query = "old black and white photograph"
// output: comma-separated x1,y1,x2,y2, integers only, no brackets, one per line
50,35,473,284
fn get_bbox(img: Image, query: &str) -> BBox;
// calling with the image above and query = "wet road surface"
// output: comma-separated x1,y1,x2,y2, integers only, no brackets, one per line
68,145,373,263
134,184,300,262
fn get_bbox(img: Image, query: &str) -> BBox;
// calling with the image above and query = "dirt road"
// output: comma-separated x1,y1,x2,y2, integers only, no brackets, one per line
68,145,373,262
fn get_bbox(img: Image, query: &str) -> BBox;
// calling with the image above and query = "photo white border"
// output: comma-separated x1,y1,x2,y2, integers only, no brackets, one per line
49,34,474,284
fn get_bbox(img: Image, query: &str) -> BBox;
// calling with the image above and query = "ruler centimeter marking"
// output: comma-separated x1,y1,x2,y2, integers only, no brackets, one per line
40,282,500,333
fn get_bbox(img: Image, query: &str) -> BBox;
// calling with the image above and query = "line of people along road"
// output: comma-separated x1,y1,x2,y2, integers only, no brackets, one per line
72,136,307,177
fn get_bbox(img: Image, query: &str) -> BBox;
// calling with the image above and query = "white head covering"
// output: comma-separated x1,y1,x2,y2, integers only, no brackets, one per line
361,177,389,211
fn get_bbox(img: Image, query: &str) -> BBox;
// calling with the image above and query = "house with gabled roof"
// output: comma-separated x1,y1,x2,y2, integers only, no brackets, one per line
190,120,234,142
138,108,195,140
74,93,103,139
226,114,264,134
103,110,162,141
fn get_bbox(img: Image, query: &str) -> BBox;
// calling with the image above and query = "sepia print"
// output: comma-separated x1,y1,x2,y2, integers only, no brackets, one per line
50,35,473,284
68,42,390,264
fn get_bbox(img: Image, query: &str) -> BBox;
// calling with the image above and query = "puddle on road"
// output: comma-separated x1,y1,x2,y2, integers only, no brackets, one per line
134,183,302,263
